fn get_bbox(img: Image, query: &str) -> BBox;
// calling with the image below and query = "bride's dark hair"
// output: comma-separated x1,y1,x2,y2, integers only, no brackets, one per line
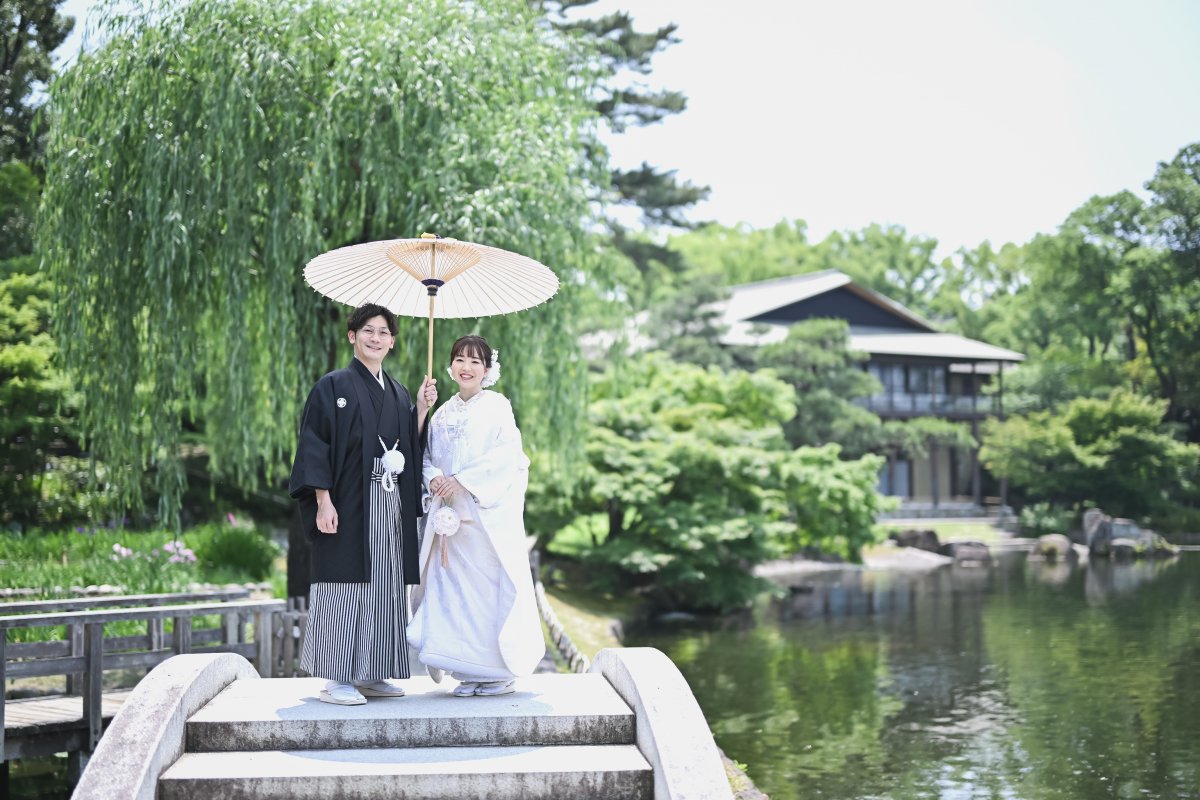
449,335,492,368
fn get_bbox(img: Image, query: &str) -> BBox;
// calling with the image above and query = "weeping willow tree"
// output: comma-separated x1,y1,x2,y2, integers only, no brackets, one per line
39,0,603,526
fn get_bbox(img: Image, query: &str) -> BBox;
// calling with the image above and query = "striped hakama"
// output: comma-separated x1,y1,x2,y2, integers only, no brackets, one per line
301,457,410,683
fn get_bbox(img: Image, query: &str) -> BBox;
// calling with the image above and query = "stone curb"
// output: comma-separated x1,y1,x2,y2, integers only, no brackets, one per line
71,652,259,800
533,580,590,673
591,647,734,800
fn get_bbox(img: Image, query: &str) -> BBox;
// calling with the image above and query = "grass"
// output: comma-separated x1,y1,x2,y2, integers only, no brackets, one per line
1,523,278,645
541,573,635,661
874,518,1010,544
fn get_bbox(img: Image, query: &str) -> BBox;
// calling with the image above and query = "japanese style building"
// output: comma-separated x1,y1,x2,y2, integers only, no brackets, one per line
714,270,1024,512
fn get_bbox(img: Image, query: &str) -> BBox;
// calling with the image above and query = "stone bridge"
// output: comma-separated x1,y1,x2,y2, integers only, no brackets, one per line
71,647,731,799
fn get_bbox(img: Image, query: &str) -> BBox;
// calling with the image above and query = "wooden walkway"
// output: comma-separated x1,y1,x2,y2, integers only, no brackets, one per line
2,595,284,764
4,690,132,760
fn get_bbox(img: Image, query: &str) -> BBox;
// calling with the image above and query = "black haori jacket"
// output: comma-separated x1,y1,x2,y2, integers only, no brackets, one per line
289,358,424,584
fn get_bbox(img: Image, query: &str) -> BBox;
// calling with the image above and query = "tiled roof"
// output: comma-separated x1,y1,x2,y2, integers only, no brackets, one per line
716,271,1024,363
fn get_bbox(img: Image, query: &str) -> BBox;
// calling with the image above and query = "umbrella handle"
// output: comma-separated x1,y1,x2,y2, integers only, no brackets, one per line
424,233,439,381
427,290,435,379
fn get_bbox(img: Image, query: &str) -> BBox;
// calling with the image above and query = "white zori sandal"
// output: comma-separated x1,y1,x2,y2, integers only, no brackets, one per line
354,680,406,698
319,683,367,705
474,679,516,696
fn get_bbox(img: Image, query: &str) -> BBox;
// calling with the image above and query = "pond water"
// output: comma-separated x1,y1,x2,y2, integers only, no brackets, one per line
626,552,1200,800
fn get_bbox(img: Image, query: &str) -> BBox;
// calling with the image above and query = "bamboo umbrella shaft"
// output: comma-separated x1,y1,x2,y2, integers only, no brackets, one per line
427,292,435,378
426,237,437,378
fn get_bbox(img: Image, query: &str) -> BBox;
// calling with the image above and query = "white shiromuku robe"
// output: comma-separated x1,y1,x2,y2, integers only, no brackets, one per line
406,390,544,681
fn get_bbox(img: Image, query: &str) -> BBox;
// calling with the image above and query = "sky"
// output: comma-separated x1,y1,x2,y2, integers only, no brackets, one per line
589,0,1200,256
57,0,1200,257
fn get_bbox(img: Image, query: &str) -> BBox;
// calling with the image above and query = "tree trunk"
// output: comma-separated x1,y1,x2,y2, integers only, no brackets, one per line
607,500,623,541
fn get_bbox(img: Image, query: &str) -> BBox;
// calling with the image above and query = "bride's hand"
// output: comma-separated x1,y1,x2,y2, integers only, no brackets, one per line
433,475,464,498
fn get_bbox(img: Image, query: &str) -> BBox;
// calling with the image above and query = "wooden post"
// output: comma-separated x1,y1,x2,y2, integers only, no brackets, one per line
930,441,940,509
66,623,83,695
297,611,308,677
173,617,192,655
224,611,239,645
280,610,295,678
971,418,982,507
971,362,978,415
1,634,7,762
255,610,274,677
149,617,164,651
997,362,1005,419
82,622,103,753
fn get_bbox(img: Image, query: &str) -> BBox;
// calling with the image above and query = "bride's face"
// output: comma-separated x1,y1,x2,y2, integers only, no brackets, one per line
450,352,486,393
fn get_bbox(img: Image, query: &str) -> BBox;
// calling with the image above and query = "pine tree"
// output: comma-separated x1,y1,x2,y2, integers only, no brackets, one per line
537,1,710,281
1,0,74,163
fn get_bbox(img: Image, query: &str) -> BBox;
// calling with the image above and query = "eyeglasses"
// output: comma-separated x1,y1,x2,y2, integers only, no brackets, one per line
358,327,393,339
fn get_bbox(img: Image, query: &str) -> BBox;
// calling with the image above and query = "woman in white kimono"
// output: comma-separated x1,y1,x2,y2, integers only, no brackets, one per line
406,335,544,696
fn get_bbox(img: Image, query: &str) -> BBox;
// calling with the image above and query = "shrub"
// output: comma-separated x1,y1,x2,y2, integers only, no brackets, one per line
185,520,279,581
1018,502,1074,537
0,528,196,596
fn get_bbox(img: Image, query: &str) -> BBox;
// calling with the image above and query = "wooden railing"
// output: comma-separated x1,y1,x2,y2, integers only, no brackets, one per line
273,596,309,678
0,588,251,616
1,596,285,763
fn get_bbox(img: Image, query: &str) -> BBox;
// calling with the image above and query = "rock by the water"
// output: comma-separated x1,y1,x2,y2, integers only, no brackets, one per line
1084,508,1179,559
890,528,940,553
1030,533,1079,562
1109,537,1138,561
937,540,992,565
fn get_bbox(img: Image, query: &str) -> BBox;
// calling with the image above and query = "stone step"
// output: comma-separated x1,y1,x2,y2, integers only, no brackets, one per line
158,744,653,800
187,674,637,752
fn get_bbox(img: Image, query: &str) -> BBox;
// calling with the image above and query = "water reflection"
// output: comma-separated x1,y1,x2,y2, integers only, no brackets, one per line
626,553,1200,800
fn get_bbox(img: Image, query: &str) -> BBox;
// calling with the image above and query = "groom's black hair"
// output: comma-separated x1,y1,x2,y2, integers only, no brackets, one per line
347,303,397,335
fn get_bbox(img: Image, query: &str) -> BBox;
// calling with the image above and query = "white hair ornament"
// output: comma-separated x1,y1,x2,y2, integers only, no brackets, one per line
482,349,500,388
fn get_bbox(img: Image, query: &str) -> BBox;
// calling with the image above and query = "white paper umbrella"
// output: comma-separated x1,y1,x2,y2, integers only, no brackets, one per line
304,233,559,375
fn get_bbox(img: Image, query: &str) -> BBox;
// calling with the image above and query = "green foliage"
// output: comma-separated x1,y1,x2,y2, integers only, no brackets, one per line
535,1,709,324
32,456,123,527
781,444,889,560
999,346,1128,415
929,240,1026,343
0,519,276,599
984,144,1200,439
0,159,38,257
667,220,814,281
879,416,977,460
0,0,74,162
815,224,942,317
1017,502,1074,537
0,223,88,528
664,220,947,319
184,519,280,581
981,391,1200,522
0,527,197,596
754,319,883,454
39,0,602,526
573,353,886,611
644,280,739,369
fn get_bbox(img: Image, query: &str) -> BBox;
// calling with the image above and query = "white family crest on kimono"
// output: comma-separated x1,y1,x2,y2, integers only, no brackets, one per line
407,389,543,683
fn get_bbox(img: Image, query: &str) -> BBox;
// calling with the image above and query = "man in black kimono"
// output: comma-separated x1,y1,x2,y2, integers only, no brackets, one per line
289,303,436,705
